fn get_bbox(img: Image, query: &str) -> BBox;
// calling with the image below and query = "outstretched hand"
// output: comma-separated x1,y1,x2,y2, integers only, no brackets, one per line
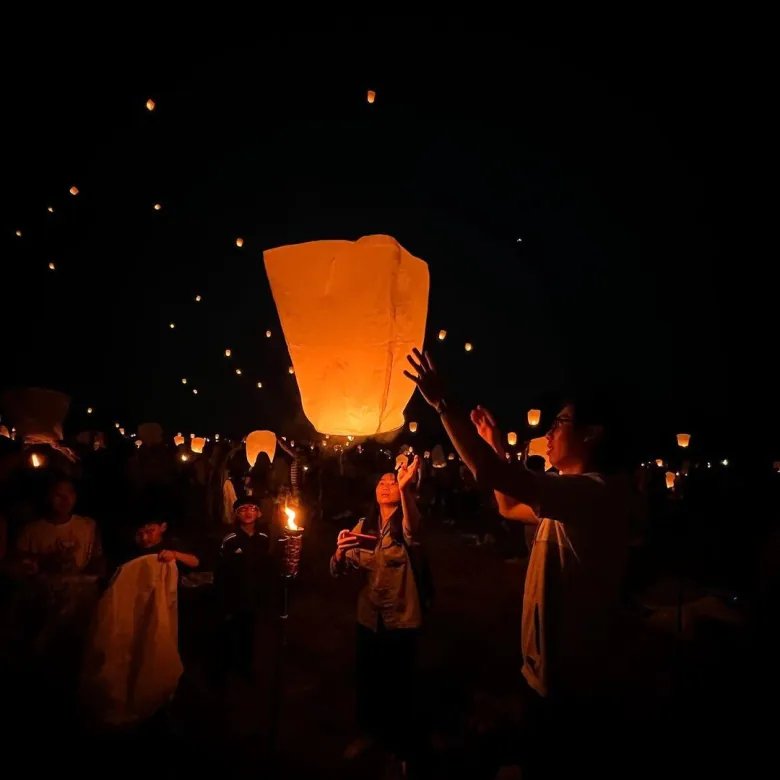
404,348,448,411
470,405,503,453
397,454,420,492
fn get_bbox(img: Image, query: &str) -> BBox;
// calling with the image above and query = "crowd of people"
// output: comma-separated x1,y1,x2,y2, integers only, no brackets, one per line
0,364,777,778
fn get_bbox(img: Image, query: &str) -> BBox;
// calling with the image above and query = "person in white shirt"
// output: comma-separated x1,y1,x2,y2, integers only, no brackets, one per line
16,476,103,575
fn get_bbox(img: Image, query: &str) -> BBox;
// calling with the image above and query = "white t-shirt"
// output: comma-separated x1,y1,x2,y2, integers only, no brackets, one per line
16,514,101,573
522,472,632,698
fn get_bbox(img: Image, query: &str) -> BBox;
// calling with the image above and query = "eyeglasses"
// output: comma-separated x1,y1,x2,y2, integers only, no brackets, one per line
548,415,574,433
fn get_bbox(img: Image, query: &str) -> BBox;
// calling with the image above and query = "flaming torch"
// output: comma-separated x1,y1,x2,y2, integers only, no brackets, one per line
280,505,304,578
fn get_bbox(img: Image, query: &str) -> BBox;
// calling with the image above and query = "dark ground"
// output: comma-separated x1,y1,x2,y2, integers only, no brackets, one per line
3,511,774,779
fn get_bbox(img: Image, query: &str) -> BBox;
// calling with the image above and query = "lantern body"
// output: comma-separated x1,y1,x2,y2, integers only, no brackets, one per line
246,430,277,467
665,471,676,490
528,436,552,471
173,434,185,447
146,98,155,111
527,409,541,427
408,421,418,433
438,329,447,341
137,423,163,446
507,431,518,447
431,444,447,468
191,437,206,454
235,237,244,248
464,342,473,352
676,433,691,448
367,90,376,103
655,459,664,468
265,234,429,435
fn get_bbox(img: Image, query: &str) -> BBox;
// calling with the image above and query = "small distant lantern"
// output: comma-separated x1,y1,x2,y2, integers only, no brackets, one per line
169,322,175,329
424,450,431,459
721,459,729,467
655,459,664,467
192,388,198,395
676,433,691,448
507,431,518,447
181,378,187,385
288,366,295,375
69,186,79,196
190,434,195,439
195,294,202,302
464,342,473,352
153,203,162,211
48,262,56,271
235,368,242,376
265,330,272,338
527,409,541,427
174,433,184,446
235,237,244,248
447,453,456,461
180,453,189,462
118,427,125,436
47,207,54,213
438,329,447,341
665,471,676,490
367,89,376,104
257,382,263,389
87,407,93,414
215,434,220,441
146,98,156,111
409,421,418,433
225,349,231,357
191,437,206,454
114,423,120,429
15,230,22,237
135,439,143,448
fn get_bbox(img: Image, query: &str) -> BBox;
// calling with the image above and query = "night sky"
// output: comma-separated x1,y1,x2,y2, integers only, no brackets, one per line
0,21,769,461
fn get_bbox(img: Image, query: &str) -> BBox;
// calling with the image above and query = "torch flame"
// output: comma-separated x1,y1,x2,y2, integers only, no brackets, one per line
31,453,42,468
284,506,299,531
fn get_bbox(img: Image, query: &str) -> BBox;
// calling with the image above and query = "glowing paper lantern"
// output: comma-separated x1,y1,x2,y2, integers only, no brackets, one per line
114,423,120,429
15,230,22,237
246,430,276,467
118,427,125,436
665,471,676,490
153,203,162,211
87,407,93,414
265,234,429,436
235,368,242,376
48,262,56,271
180,453,189,462
181,378,187,385
47,207,54,213
195,294,202,302
225,349,231,357
527,409,541,427
235,237,244,248
528,436,552,471
423,450,431,459
135,440,143,448
257,382,263,389
408,421,418,433
69,186,79,196
191,437,206,454
655,459,664,468
447,453,456,461
169,322,175,329
288,366,295,375
192,388,198,395
464,342,473,352
146,98,156,111
438,330,447,341
507,431,518,447
266,330,272,338
676,433,691,448
0,425,10,438
367,89,376,104
174,433,185,446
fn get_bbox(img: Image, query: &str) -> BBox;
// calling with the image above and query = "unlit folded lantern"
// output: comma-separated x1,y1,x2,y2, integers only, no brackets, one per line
246,430,277,467
264,235,429,436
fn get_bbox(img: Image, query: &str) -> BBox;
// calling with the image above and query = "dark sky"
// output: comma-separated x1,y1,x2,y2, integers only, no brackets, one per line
0,19,770,460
